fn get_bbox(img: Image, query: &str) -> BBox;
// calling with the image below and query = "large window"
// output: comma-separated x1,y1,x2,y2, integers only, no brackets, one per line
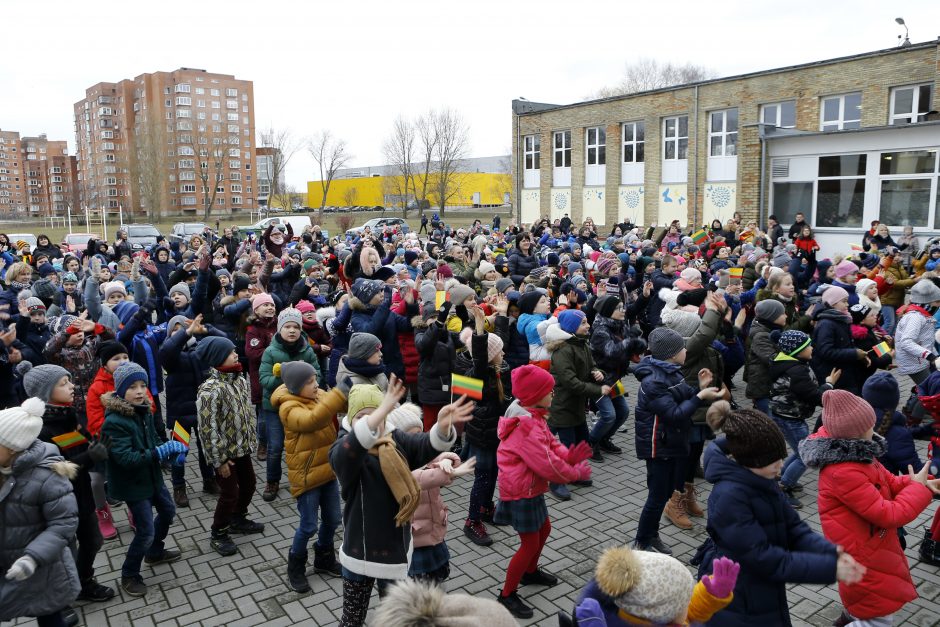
761,101,796,128
663,116,688,160
820,93,862,131
523,135,540,170
585,127,606,166
553,131,571,168
709,109,738,156
816,154,866,227
880,150,937,227
890,84,933,125
772,182,814,225
622,121,644,163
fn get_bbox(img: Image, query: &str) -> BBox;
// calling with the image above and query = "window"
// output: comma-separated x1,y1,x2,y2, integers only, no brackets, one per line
553,131,571,168
178,146,194,156
663,116,688,160
622,122,644,163
197,112,206,120
820,93,862,131
179,171,195,181
195,87,204,95
178,159,195,169
232,196,242,205
585,127,606,166
230,172,241,181
228,124,239,133
197,100,205,108
175,84,191,93
226,100,238,110
890,84,933,125
231,184,242,193
816,154,866,228
879,150,938,227
227,113,239,121
522,135,540,188
211,101,220,109
226,88,237,97
210,89,220,97
761,101,796,128
230,160,241,169
709,109,738,156
101,130,113,139
176,96,191,106
181,196,197,206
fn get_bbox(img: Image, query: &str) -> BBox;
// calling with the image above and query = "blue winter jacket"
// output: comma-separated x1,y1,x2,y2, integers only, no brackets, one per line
348,293,417,380
158,325,225,419
633,356,701,459
517,312,548,348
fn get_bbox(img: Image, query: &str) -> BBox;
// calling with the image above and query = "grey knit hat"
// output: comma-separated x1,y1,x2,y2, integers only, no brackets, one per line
648,327,686,361
194,336,236,368
280,361,318,395
277,307,302,333
448,283,477,307
755,299,786,324
348,332,382,361
18,362,70,403
910,280,940,305
169,282,191,302
167,314,190,335
495,277,514,294
52,314,77,335
113,362,148,398
25,297,46,313
351,278,385,305
31,278,57,301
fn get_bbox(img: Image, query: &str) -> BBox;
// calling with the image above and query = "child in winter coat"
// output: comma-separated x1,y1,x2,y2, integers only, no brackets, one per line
768,330,839,508
43,313,115,426
335,331,390,391
811,286,869,395
196,336,265,557
574,546,738,627
328,376,471,627
800,390,939,625
516,290,553,368
14,297,51,365
244,292,277,461
893,280,940,422
101,362,187,598
702,408,861,627
0,398,81,626
744,299,787,415
914,371,940,566
849,303,893,380
414,302,462,430
272,361,347,593
493,365,593,619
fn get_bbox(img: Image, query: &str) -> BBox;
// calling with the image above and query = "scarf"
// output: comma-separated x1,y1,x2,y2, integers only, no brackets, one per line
344,357,386,378
367,432,421,527
278,334,307,357
302,319,319,334
10,280,30,291
776,292,793,303
216,363,243,374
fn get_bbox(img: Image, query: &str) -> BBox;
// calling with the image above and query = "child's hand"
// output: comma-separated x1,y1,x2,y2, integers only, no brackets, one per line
451,457,476,477
379,374,406,414
826,368,842,386
435,395,475,438
569,441,593,465
576,462,592,482
591,370,604,382
437,458,455,474
217,460,234,478
836,550,866,584
909,461,937,490
697,368,714,389
702,557,740,598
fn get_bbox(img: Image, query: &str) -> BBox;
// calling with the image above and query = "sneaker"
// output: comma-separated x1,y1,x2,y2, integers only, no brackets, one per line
229,516,265,534
62,607,79,627
780,485,803,509
256,442,267,462
173,485,189,508
590,445,604,462
262,481,279,502
202,478,220,495
144,548,182,566
77,580,115,602
520,567,558,587
496,590,534,619
632,537,673,555
463,519,494,546
598,439,622,454
120,575,148,597
549,483,571,501
790,483,804,493
211,529,238,556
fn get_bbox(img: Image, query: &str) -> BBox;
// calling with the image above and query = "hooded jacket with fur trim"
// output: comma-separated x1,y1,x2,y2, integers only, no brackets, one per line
100,392,165,502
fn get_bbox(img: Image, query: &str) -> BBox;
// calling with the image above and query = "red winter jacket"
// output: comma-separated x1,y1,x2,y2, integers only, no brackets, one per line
86,367,157,436
803,427,933,619
392,292,421,386
244,315,277,405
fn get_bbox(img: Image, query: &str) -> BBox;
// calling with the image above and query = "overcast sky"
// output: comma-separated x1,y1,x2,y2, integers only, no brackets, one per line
3,0,939,190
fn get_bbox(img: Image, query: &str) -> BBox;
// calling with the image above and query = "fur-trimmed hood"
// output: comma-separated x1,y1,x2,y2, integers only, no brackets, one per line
315,306,336,327
372,579,517,626
101,391,141,417
13,440,78,480
348,295,372,312
799,432,887,469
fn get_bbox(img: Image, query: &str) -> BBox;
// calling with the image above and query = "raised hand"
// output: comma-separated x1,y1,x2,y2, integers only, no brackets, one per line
451,457,477,477
0,327,16,347
436,394,476,437
187,314,206,336
702,557,740,598
698,368,714,389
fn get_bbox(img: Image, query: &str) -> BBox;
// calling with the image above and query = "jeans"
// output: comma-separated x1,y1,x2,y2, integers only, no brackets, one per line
636,457,678,544
256,403,266,446
590,395,629,444
168,415,215,487
123,484,175,578
466,443,498,521
880,306,897,336
291,480,342,554
774,417,809,488
550,423,589,448
262,409,284,482
75,504,103,584
753,397,772,418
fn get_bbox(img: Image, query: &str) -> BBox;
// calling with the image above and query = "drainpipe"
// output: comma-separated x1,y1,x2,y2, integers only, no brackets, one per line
758,123,767,228
514,109,522,226
692,85,699,228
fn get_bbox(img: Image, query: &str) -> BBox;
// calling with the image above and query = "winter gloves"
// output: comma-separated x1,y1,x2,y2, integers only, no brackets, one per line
5,555,36,581
702,557,740,599
154,440,188,466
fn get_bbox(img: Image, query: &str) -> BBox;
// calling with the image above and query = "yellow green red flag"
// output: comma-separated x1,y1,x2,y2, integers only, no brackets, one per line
172,422,191,446
451,374,484,400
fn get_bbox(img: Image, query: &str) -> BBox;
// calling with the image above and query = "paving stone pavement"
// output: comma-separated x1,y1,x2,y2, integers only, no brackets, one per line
9,370,940,627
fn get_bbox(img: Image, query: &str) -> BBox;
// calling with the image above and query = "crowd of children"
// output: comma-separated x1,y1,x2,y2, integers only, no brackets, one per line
1,214,940,626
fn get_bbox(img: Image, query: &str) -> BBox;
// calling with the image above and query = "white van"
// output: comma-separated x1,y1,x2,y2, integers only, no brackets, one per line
237,215,312,236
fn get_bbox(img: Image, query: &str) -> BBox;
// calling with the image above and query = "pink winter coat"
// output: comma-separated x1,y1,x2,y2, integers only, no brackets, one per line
411,452,460,548
496,403,589,501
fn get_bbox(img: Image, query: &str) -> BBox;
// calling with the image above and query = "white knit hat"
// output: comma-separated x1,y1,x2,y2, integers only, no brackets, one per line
0,398,46,452
386,403,423,433
103,281,127,301
459,327,504,363
594,546,695,624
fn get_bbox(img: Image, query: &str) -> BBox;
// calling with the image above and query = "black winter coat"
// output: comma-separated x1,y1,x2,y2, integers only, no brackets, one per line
743,320,780,399
457,330,512,449
507,247,538,285
589,316,645,385
633,356,701,459
159,325,225,419
811,307,862,394
646,269,675,326
768,354,831,421
502,316,530,371
414,319,462,405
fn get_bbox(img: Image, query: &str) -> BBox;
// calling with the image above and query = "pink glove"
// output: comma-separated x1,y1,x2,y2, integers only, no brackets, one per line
702,557,740,599
568,441,593,465
576,462,592,482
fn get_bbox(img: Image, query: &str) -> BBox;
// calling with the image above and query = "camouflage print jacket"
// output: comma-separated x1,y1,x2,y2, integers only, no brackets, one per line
197,368,257,468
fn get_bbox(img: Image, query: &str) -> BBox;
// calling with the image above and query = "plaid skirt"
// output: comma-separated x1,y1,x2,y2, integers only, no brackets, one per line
408,541,450,576
494,495,548,533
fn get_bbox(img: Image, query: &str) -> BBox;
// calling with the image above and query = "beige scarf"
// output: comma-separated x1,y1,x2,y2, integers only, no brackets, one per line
368,434,421,527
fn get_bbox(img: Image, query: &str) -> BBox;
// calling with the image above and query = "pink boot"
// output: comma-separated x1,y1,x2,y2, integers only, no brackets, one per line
96,506,118,540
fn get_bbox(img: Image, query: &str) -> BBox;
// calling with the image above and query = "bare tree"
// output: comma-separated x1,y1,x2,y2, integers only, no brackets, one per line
429,107,470,215
342,186,359,208
271,183,297,212
308,130,351,223
590,58,717,99
413,111,438,216
382,115,416,217
259,126,299,212
180,120,233,220
131,112,167,220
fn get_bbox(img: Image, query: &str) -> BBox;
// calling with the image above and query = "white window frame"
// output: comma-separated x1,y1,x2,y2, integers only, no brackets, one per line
889,83,933,125
584,126,606,186
662,116,688,161
760,101,797,129
820,93,862,131
552,130,571,187
708,109,738,157
622,121,644,165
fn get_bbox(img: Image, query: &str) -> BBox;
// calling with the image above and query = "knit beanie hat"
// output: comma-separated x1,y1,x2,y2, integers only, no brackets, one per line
648,327,685,361
593,546,695,625
167,314,190,336
849,303,872,324
386,403,423,433
595,257,618,276
277,307,302,333
62,272,78,284
103,281,127,301
280,361,318,395
421,260,438,277
753,299,784,324
910,279,940,305
97,340,128,365
0,398,46,453
351,278,385,304
834,259,858,279
495,277,514,295
595,295,621,319
347,384,385,421
169,282,191,302
403,250,419,266
52,314,77,335
820,285,849,307
373,580,518,627
448,283,477,307
707,408,788,468
251,292,275,311
459,327,504,363
511,364,555,406
215,268,232,282
862,371,900,414
232,274,250,294
113,362,148,398
31,278,56,301
348,332,382,361
517,291,543,316
194,336,235,368
18,362,70,403
557,309,586,334
477,261,496,278
567,261,583,275
294,300,315,314
676,288,708,309
822,389,877,439
776,330,811,357
25,297,46,313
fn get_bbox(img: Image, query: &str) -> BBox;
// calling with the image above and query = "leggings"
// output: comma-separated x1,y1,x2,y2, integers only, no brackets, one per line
89,470,107,509
467,445,497,521
501,518,551,596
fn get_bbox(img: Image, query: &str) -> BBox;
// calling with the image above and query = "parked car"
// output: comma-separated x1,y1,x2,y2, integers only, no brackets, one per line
60,233,99,254
345,217,409,238
7,233,38,253
125,224,161,251
237,215,312,237
167,222,207,245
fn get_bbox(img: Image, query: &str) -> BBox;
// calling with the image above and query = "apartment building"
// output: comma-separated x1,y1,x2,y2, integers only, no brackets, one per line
0,130,78,218
256,146,285,207
74,67,256,219
0,129,26,215
512,40,940,255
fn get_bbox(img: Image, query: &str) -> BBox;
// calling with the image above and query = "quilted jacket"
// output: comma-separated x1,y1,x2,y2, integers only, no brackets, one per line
197,368,257,468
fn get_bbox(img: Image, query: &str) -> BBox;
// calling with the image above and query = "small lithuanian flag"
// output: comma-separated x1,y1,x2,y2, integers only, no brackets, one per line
609,380,627,398
52,431,88,450
172,422,191,446
451,374,484,400
691,229,708,245
728,267,744,279
871,341,891,358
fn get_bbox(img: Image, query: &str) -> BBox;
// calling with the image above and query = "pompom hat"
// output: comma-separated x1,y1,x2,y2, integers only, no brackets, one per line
0,398,46,452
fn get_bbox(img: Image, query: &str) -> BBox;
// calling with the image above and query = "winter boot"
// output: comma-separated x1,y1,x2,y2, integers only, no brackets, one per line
313,543,342,576
664,491,693,530
590,444,604,462
256,442,267,462
173,485,189,508
210,528,238,556
463,518,493,546
920,528,940,566
262,481,279,502
286,551,311,592
340,577,373,626
96,505,118,540
683,482,705,518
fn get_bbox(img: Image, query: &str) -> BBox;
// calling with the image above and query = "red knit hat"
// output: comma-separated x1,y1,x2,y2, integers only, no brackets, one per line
821,389,876,439
511,364,555,407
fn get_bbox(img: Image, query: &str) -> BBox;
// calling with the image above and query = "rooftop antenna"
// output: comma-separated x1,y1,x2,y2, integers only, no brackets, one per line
896,17,911,47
